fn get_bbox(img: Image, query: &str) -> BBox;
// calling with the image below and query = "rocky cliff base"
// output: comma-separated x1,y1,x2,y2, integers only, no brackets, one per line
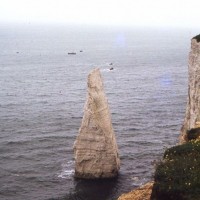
117,182,153,200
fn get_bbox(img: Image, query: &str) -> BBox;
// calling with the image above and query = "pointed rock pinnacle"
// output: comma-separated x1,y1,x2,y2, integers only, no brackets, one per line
74,68,120,178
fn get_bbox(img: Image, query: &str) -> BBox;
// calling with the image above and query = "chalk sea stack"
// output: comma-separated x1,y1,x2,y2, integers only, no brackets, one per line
74,68,120,179
180,34,200,143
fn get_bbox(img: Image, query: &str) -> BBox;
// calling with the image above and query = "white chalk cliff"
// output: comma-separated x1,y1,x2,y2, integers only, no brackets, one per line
180,35,200,143
74,68,120,178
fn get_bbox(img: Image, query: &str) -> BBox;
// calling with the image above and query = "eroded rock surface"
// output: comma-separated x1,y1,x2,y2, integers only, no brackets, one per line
74,68,120,178
117,182,154,200
180,36,200,143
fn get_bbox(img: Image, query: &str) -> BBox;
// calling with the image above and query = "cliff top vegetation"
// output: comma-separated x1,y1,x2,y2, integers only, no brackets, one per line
151,138,200,200
193,34,200,42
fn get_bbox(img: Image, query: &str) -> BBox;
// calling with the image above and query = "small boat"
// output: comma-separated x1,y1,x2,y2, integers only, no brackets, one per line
68,52,76,55
110,67,114,70
80,50,83,52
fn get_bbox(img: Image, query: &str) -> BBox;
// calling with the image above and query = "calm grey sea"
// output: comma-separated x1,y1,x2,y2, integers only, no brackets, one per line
0,24,198,200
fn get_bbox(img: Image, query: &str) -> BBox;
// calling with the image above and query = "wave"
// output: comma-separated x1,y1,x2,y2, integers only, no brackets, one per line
58,161,75,179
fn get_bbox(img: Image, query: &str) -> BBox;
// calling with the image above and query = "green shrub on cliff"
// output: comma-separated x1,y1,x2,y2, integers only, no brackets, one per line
186,128,200,141
193,34,200,43
151,140,200,200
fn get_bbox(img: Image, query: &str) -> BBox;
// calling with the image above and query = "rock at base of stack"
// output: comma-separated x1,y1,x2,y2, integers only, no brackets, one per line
74,68,120,179
180,35,200,143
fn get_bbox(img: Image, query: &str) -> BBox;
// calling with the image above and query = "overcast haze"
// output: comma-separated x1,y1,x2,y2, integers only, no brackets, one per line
0,0,200,27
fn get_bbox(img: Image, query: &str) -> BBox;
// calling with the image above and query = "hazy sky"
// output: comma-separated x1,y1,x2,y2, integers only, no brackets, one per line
0,0,200,27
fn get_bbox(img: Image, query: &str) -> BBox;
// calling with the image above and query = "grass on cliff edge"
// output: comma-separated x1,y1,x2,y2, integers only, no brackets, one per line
193,34,200,42
151,140,200,200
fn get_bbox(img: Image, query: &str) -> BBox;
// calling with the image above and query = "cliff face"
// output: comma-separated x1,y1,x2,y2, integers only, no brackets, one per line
74,68,120,178
180,36,200,143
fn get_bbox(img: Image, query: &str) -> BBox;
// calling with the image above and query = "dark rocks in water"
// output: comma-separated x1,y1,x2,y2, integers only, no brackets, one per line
109,63,114,70
80,50,83,52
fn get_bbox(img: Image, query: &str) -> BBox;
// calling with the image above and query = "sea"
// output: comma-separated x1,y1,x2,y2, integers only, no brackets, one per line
0,23,199,200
